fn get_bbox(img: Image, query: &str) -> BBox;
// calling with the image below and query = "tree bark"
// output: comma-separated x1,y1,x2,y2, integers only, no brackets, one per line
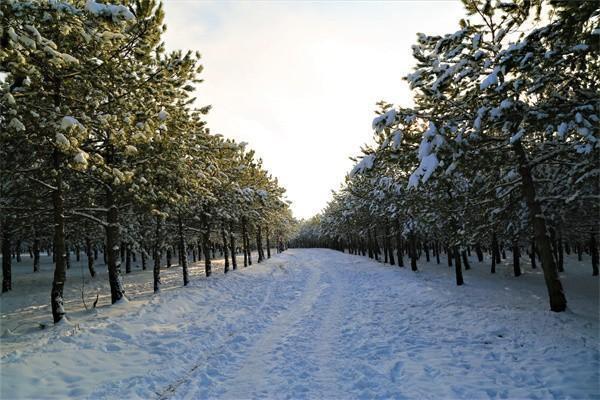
51,148,67,322
410,233,418,271
202,214,212,277
591,233,599,276
85,237,95,277
512,241,521,277
106,189,125,303
221,224,229,274
514,141,566,311
179,215,189,285
153,217,162,292
266,226,271,259
454,246,464,286
2,227,11,292
33,234,40,273
230,223,237,270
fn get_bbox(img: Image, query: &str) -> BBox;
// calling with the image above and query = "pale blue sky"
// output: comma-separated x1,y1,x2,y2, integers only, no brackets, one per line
162,0,465,219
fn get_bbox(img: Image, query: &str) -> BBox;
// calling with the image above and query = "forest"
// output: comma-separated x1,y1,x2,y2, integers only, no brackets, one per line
290,0,599,312
1,0,294,325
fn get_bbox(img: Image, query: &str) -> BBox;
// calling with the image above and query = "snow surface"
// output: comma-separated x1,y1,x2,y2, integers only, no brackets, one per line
1,249,598,399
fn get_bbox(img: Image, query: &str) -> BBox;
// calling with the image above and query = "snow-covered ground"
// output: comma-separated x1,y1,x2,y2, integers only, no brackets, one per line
1,248,598,399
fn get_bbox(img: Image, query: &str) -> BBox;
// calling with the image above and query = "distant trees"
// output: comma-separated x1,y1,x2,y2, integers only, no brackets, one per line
1,1,293,323
290,0,598,312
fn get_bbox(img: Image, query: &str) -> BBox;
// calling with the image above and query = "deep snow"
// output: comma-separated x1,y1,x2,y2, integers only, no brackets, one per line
1,248,598,399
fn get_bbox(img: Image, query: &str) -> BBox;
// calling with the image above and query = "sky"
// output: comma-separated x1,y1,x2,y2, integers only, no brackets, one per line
162,0,465,219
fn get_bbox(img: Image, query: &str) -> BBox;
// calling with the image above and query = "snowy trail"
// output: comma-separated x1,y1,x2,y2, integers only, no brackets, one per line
1,249,599,399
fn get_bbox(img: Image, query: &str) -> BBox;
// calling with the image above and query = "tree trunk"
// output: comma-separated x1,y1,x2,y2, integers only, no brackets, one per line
166,247,172,268
461,250,470,270
530,238,537,269
15,240,21,262
513,241,521,277
202,215,212,277
51,148,67,322
591,233,598,276
395,224,403,267
256,226,264,263
410,233,418,271
33,235,40,273
106,189,125,303
141,247,147,271
514,141,566,312
475,243,484,262
221,224,229,274
454,246,464,286
2,227,11,292
386,224,395,266
179,215,189,285
230,224,237,270
125,243,132,274
266,226,271,259
447,243,453,268
153,217,162,292
86,237,95,278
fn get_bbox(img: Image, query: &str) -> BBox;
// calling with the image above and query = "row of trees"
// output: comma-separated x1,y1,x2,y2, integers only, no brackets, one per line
1,0,293,323
290,0,599,312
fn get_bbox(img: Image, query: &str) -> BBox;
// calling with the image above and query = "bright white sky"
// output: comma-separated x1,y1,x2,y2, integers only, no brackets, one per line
163,0,465,219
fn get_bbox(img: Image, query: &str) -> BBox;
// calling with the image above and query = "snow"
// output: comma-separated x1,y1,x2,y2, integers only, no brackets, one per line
60,116,82,130
85,0,135,21
158,108,169,121
349,154,376,177
1,249,597,399
372,109,396,131
480,66,500,90
55,133,70,148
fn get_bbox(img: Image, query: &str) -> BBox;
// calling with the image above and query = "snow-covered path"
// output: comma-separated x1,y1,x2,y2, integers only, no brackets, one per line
1,249,598,399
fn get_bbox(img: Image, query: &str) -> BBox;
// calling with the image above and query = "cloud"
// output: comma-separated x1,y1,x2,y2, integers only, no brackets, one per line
163,0,465,218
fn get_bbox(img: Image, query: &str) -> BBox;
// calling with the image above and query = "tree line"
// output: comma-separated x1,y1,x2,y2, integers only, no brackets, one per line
290,0,599,312
1,0,294,323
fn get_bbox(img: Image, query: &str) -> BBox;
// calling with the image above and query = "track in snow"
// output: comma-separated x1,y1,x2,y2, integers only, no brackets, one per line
1,249,598,399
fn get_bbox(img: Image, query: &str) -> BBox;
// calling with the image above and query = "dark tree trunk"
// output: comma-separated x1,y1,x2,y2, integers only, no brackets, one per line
578,243,583,261
475,243,484,262
513,241,522,277
386,224,395,266
435,241,441,264
514,141,566,312
410,233,418,271
266,226,271,259
33,235,40,273
2,227,11,292
492,232,501,265
424,242,430,262
557,234,564,273
230,224,237,270
256,226,264,263
530,239,537,269
454,246,464,286
65,243,70,270
86,237,95,278
51,148,67,322
141,247,147,271
202,215,212,277
153,217,162,292
591,233,599,276
221,224,229,274
395,224,403,267
15,240,21,262
179,215,189,285
447,243,453,268
125,243,132,274
461,250,470,270
166,247,172,268
106,189,125,303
